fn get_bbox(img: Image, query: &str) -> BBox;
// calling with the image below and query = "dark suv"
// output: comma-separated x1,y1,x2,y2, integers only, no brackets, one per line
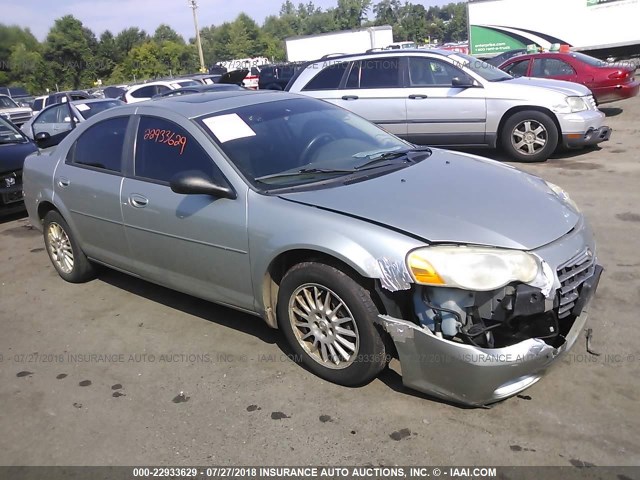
258,64,301,90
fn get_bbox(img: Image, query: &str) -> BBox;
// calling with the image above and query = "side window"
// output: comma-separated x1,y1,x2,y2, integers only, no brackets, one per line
302,62,349,91
131,86,155,98
35,105,64,124
408,57,465,87
135,116,225,185
348,58,401,89
33,98,43,111
68,116,129,173
533,58,576,77
504,60,530,77
156,85,171,95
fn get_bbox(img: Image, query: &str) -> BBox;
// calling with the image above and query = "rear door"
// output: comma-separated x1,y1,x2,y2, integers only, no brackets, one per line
531,56,579,83
54,115,131,268
404,56,487,146
332,57,407,137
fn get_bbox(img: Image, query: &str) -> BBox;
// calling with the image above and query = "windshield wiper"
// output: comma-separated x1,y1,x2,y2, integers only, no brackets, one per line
255,167,355,182
353,147,431,170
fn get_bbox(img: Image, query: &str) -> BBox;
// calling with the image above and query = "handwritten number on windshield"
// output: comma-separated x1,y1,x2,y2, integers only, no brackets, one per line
143,129,187,155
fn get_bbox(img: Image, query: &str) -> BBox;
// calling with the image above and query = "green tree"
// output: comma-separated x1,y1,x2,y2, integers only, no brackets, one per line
43,15,94,89
115,27,148,61
154,24,184,44
334,0,372,29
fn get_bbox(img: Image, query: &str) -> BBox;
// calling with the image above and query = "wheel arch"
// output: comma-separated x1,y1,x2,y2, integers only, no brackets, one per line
261,248,386,329
37,200,58,223
497,106,563,145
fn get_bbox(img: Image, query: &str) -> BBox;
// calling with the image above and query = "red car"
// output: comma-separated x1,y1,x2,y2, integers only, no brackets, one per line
499,52,639,104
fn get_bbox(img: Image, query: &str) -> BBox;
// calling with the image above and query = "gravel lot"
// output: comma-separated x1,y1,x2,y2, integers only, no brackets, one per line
1,97,639,467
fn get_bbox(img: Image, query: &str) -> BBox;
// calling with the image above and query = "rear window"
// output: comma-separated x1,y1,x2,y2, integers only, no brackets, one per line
75,100,123,119
302,62,349,91
68,116,129,173
570,52,606,67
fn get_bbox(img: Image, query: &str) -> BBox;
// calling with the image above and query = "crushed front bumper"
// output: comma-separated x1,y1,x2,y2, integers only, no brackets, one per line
562,126,612,149
379,266,602,407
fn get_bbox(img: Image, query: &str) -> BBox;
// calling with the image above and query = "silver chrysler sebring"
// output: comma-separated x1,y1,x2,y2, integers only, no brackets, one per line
23,91,602,406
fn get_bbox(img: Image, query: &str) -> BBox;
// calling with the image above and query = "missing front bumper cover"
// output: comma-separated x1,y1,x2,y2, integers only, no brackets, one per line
378,305,590,407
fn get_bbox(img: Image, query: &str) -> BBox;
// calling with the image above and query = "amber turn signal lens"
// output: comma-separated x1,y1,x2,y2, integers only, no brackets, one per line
408,255,446,285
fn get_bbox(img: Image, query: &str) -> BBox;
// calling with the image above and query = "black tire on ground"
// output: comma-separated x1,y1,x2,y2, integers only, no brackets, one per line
277,262,387,387
501,110,559,162
43,210,96,283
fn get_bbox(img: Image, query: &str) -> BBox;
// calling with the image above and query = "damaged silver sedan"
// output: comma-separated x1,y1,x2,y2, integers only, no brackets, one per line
22,91,601,406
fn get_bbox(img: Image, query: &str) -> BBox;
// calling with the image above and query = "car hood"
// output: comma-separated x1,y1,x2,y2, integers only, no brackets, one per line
0,140,38,173
505,77,592,96
278,150,580,250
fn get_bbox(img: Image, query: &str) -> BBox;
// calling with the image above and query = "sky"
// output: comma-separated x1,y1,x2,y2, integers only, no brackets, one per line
0,0,456,41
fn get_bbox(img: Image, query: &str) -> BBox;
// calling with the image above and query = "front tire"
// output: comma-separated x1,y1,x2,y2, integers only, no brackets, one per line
277,262,387,387
43,211,96,283
501,111,559,162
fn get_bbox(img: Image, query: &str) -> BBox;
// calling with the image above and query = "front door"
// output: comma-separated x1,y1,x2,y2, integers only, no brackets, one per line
120,115,253,310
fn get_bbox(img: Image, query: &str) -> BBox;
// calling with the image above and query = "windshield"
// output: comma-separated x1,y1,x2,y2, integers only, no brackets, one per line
0,96,20,108
75,100,123,119
0,116,27,144
447,53,513,82
198,98,412,189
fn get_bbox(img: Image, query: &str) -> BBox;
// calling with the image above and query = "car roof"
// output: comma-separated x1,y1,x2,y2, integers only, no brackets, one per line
126,90,301,119
70,98,121,105
305,48,453,63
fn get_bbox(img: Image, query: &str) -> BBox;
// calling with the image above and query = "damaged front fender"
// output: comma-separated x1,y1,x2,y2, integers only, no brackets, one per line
378,306,590,407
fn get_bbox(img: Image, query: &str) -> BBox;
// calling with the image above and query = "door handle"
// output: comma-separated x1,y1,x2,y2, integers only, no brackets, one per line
341,95,359,100
57,177,70,188
129,194,149,208
408,94,428,99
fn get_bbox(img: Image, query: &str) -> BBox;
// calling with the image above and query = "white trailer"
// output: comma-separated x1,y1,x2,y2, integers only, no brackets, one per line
285,26,394,62
468,0,640,58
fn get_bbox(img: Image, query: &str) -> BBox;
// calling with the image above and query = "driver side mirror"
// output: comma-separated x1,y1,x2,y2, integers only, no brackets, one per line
34,131,53,148
170,171,236,199
452,75,476,88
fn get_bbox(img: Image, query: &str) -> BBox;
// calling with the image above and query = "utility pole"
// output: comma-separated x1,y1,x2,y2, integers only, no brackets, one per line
188,0,207,73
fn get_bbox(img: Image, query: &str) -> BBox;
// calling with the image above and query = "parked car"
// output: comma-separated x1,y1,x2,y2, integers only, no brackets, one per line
258,64,302,90
32,91,94,113
189,69,249,87
0,115,37,215
0,86,34,107
286,49,611,162
23,91,601,406
499,51,640,104
152,84,247,99
122,80,201,103
483,49,526,67
0,94,33,127
21,98,123,148
243,67,262,90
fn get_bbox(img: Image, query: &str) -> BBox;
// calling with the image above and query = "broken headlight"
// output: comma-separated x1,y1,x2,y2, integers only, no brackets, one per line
407,246,540,291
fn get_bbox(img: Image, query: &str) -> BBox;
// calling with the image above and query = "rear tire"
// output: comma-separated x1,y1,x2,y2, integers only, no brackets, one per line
501,111,559,162
277,262,387,387
43,211,96,283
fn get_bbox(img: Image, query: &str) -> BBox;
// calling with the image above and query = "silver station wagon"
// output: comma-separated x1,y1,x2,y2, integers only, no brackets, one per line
23,91,602,406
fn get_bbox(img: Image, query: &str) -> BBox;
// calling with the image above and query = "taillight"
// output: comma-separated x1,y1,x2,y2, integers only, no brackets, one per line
608,71,628,80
